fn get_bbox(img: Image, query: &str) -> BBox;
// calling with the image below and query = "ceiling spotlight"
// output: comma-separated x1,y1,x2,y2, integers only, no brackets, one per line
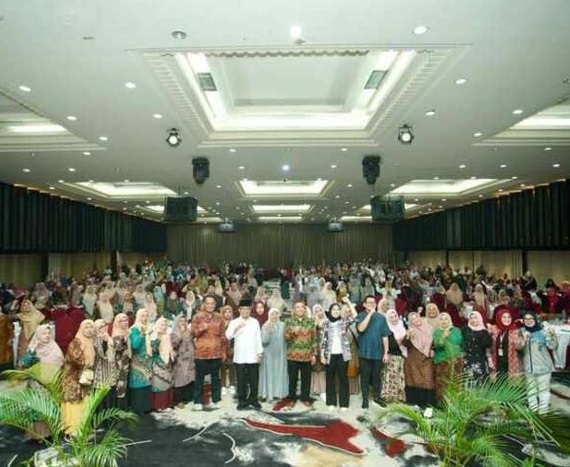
171,30,187,40
425,110,436,116
512,109,524,115
455,78,468,85
413,25,429,35
544,147,552,151
166,128,182,147
282,164,290,172
66,115,77,121
397,124,414,144
19,85,32,92
153,113,163,119
473,132,483,137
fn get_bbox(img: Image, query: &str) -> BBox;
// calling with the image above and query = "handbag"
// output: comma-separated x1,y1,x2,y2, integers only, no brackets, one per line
79,368,94,386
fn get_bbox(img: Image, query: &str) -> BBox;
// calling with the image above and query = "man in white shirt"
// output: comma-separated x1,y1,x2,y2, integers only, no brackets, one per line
225,299,263,410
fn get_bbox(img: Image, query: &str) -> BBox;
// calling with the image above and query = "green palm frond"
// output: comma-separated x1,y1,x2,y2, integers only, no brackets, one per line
74,428,130,467
0,387,62,440
374,372,570,467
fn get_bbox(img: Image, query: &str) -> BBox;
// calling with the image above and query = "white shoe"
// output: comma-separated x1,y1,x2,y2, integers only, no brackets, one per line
193,403,203,411
327,405,336,412
229,385,236,394
423,407,433,419
320,393,327,402
221,387,228,395
340,407,348,413
210,402,221,409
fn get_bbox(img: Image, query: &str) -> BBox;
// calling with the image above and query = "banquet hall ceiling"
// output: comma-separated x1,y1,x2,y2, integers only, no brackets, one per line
0,1,569,224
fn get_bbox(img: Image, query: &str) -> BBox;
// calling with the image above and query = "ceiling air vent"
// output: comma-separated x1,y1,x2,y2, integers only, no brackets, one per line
197,73,217,91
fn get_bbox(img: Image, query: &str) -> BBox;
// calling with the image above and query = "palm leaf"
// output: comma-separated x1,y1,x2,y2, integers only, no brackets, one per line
74,428,130,467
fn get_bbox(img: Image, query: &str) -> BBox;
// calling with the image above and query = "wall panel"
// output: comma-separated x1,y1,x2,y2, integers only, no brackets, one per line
0,254,43,288
168,223,393,269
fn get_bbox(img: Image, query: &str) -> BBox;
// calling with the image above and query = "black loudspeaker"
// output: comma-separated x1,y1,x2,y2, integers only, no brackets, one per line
371,196,405,222
362,155,381,185
192,157,210,185
164,197,198,223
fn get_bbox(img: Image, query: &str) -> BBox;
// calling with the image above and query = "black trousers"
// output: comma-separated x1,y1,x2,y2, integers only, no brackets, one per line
287,360,312,402
359,357,382,407
325,354,349,407
235,363,259,404
193,358,222,404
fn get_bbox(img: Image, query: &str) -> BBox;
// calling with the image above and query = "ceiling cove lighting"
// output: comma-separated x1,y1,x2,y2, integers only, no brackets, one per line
166,128,182,147
397,124,414,144
9,124,66,133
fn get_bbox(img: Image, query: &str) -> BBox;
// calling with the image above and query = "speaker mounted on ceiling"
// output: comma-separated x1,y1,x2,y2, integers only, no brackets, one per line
164,196,198,223
362,155,381,185
370,195,405,223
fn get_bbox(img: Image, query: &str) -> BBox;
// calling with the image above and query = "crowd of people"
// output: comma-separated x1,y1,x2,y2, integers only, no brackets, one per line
0,259,567,439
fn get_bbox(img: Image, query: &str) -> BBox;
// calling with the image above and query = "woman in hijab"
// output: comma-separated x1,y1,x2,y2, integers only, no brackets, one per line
462,311,492,385
128,309,152,413
259,308,288,401
164,290,181,320
111,313,131,409
133,285,146,310
16,299,45,363
252,300,268,327
95,293,115,325
267,289,287,313
171,315,195,408
93,319,115,408
150,317,174,411
424,303,441,331
516,312,558,413
381,309,407,403
61,319,95,435
82,285,98,318
311,305,327,398
320,299,356,411
489,308,522,380
182,290,199,321
403,311,435,407
19,324,64,440
446,283,464,309
144,292,158,323
433,312,464,402
153,286,165,317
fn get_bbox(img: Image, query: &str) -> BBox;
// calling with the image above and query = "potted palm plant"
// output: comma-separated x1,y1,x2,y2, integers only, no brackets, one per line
375,374,570,467
0,366,137,467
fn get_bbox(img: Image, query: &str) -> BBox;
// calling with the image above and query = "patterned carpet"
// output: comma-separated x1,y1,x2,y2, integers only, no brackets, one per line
1,373,570,466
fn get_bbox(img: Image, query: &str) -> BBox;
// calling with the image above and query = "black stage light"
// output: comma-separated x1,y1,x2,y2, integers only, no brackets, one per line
166,128,182,147
362,155,381,185
397,124,414,144
192,157,210,185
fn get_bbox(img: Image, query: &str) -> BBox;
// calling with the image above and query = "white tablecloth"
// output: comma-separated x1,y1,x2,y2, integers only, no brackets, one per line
550,324,570,369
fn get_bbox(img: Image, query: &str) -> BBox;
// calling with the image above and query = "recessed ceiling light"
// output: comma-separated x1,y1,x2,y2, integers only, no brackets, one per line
331,164,337,169
216,185,221,188
125,82,136,89
478,194,483,198
58,179,64,183
390,183,396,187
425,110,436,116
239,166,245,170
512,109,524,115
520,183,526,187
347,184,353,188
171,30,187,40
282,164,290,171
49,186,55,190
455,78,468,85
19,85,31,92
341,148,348,152
23,168,31,173
68,167,76,172
87,197,92,201
153,113,163,119
99,136,108,142
473,132,483,137
66,115,77,121
183,191,189,195
470,176,477,180
553,163,561,168
544,147,552,151
433,176,440,180
88,179,94,183
414,198,419,202
215,202,220,206
289,24,303,40
498,189,504,192
511,176,518,179
438,205,443,209
459,164,467,169
499,164,507,168
122,207,127,211
83,151,91,156
123,179,130,183
229,148,236,153
441,198,446,202
413,25,429,35
317,178,322,181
